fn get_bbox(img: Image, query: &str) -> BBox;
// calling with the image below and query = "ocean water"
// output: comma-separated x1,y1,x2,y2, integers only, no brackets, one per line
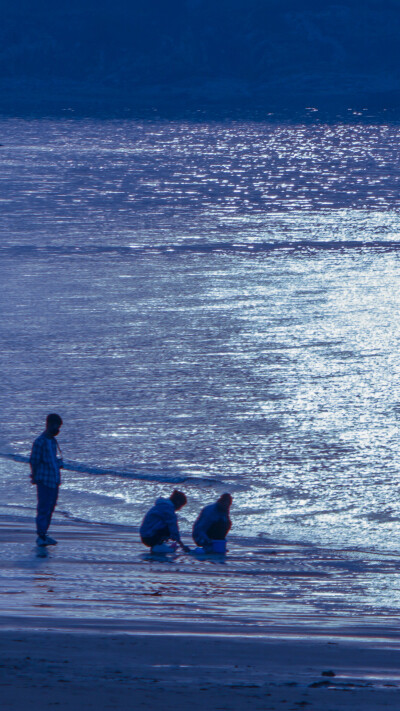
1,117,400,563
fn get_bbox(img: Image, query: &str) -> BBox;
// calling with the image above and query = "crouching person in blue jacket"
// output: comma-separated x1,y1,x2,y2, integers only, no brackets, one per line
192,493,232,551
140,489,190,552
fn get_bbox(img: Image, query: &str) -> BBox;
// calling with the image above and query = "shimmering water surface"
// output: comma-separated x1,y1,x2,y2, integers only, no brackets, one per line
1,118,400,560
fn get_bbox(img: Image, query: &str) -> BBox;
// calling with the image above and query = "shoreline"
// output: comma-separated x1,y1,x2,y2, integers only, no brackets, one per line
1,510,400,633
1,85,400,120
2,513,400,708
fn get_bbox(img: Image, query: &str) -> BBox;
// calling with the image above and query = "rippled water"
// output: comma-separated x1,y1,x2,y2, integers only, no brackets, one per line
1,118,400,554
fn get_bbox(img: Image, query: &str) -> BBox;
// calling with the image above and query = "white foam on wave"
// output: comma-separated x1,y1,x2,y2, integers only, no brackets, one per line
0,452,226,487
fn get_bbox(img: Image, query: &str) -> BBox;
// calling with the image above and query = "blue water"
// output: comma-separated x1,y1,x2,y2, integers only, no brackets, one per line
1,118,400,553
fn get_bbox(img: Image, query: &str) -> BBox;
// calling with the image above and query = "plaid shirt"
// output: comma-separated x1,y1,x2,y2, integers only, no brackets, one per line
30,432,61,488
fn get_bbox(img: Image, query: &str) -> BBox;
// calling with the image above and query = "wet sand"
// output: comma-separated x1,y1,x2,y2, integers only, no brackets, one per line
2,626,400,710
1,514,400,709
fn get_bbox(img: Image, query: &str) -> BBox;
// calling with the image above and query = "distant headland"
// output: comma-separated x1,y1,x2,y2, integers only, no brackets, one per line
1,0,400,119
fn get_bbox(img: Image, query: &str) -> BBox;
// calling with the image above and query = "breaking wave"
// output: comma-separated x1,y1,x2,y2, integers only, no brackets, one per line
0,452,222,486
1,239,400,259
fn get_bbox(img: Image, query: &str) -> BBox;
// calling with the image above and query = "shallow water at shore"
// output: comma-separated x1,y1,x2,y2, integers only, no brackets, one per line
2,497,400,630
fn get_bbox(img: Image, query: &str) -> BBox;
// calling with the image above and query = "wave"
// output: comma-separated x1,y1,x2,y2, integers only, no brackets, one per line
0,452,222,486
1,239,400,259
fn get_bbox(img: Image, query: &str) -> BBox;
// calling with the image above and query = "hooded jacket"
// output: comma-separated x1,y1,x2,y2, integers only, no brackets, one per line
139,497,181,542
192,502,231,547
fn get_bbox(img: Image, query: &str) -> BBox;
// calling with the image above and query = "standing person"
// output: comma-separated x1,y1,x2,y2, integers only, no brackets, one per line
192,493,232,551
30,413,64,546
140,489,190,553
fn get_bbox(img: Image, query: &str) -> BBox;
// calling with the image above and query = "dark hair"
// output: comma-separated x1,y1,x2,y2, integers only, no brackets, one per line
217,492,232,507
170,489,187,508
46,413,63,427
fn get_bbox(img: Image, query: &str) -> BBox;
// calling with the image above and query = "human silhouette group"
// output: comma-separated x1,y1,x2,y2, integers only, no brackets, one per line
30,414,232,552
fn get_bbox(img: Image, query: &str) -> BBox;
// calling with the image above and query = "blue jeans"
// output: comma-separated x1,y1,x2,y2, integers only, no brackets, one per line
36,483,59,537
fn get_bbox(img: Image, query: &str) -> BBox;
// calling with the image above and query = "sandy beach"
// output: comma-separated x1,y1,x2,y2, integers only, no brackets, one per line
1,513,400,709
2,626,400,710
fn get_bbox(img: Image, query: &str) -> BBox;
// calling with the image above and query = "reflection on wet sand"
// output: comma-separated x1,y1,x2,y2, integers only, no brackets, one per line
1,514,400,632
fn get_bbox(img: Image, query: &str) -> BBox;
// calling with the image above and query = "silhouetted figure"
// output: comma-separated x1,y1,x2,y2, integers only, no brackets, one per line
140,489,190,552
192,493,232,550
30,413,64,546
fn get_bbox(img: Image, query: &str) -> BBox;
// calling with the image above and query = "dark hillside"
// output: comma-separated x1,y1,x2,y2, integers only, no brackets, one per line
1,0,400,116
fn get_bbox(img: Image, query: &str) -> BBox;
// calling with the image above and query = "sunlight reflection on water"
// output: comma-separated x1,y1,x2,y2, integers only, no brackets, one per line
0,119,400,556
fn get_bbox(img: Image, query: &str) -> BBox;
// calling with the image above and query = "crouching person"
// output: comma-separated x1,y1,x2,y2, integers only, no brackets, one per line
140,489,190,553
192,493,232,552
